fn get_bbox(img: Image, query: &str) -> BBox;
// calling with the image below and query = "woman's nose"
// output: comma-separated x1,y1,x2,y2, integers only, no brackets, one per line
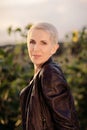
33,44,40,51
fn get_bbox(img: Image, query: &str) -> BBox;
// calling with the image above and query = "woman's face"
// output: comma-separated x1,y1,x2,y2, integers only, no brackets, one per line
27,29,58,67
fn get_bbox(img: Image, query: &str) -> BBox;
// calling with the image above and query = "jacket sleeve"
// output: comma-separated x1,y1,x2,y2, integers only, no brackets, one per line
40,65,80,130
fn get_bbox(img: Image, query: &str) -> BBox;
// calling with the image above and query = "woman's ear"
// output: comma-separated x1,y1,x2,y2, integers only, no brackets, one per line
51,43,59,55
56,43,59,51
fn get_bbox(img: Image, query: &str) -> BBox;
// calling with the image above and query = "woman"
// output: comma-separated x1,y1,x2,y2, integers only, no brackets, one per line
20,22,80,130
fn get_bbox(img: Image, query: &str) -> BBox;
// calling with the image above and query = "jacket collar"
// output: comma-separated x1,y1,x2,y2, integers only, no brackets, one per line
41,57,53,68
29,57,53,84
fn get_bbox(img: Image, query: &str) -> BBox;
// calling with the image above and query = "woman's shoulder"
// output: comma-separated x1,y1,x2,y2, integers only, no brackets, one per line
20,85,29,98
39,59,68,91
20,83,32,99
41,60,63,77
20,77,34,98
39,59,68,85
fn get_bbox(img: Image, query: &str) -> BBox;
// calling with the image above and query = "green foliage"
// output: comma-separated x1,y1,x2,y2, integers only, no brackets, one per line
63,26,87,130
0,25,87,130
0,44,33,130
7,23,33,39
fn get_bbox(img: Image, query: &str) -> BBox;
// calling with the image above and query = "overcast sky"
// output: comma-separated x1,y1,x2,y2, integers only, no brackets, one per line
0,0,87,44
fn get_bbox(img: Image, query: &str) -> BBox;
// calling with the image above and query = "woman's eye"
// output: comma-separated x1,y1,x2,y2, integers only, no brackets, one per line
41,41,47,45
29,40,36,44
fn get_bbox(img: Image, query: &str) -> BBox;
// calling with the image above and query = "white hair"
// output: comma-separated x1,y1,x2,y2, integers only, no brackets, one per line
28,22,58,44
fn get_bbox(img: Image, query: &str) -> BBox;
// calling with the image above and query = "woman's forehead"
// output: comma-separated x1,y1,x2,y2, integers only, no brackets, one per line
28,29,51,38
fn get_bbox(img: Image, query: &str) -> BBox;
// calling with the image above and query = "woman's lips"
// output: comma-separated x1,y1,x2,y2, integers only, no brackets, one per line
32,55,41,58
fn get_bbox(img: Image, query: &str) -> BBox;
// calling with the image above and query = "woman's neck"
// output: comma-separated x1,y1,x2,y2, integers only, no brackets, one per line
34,64,42,75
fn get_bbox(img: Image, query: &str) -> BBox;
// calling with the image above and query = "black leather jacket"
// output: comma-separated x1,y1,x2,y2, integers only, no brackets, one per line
20,58,80,130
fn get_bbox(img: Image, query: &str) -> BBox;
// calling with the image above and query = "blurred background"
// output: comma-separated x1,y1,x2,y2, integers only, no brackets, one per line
0,0,87,130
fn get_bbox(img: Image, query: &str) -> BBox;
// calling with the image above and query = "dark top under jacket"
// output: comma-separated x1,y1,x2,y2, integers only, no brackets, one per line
20,58,80,130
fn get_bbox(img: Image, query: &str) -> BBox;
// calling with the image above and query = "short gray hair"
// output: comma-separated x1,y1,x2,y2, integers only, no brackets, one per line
28,22,58,44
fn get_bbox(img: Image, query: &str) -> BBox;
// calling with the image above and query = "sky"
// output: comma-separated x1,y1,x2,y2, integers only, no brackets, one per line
0,0,87,45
